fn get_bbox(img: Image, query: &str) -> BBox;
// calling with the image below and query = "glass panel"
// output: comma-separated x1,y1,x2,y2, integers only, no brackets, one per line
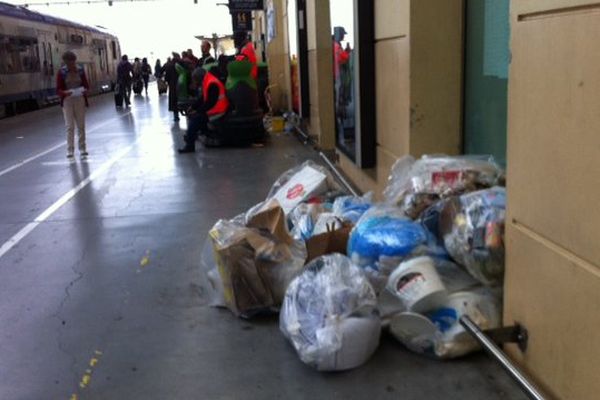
288,0,299,113
330,0,356,160
464,0,509,166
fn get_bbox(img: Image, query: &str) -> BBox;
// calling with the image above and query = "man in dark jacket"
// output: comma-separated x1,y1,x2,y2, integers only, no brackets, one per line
198,41,215,67
163,52,181,121
117,55,133,107
178,65,222,153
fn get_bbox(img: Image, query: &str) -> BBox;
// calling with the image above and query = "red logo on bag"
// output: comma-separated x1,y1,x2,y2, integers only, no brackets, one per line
432,171,462,188
287,184,305,199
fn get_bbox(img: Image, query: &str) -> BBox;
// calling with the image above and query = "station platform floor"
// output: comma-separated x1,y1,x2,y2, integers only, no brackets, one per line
0,87,527,400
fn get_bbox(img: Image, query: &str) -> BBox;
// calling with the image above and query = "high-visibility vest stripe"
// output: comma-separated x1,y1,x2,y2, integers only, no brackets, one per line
202,72,229,118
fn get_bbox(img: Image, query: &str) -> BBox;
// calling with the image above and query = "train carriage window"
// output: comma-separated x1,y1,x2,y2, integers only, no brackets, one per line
17,37,40,72
0,36,10,73
0,36,40,73
111,40,117,60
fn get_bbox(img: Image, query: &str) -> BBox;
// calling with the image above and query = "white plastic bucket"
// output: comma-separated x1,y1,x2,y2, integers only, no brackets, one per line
389,312,438,355
425,289,502,359
431,289,501,336
386,256,447,313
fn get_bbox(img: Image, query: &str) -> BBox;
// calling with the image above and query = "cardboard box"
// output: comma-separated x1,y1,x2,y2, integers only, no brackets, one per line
305,222,353,264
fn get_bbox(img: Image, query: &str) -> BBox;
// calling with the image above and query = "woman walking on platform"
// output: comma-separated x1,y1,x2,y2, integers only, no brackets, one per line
56,51,90,159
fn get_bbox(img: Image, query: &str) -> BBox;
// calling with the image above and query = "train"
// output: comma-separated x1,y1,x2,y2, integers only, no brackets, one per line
0,1,121,118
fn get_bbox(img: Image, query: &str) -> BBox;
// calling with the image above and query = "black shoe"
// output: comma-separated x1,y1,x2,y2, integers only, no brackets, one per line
177,146,195,154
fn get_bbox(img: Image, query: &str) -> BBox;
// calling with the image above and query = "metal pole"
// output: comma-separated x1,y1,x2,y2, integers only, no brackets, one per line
460,316,547,400
318,152,360,197
293,125,310,145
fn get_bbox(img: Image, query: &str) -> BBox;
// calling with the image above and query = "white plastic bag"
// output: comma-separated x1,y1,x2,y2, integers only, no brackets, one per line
280,254,381,371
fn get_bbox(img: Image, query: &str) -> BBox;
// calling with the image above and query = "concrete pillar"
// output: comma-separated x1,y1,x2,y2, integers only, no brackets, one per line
305,0,335,149
265,0,291,112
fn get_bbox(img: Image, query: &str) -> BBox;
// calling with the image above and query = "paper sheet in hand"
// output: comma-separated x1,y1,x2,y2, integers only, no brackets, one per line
69,87,85,97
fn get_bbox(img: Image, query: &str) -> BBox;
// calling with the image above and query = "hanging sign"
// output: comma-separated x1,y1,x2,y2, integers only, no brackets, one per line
228,0,264,12
232,11,253,32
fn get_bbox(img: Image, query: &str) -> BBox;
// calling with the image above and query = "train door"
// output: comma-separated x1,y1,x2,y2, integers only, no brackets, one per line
105,40,110,78
87,63,97,91
38,32,53,91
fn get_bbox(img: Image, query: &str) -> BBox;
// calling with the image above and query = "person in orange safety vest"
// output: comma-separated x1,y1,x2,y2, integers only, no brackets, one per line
333,26,349,80
234,31,258,80
178,64,229,153
202,67,229,121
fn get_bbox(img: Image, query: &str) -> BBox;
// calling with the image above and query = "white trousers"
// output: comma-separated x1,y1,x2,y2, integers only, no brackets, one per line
62,96,87,153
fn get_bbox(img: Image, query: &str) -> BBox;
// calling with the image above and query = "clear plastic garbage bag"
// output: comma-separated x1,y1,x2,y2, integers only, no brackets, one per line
288,203,327,241
440,187,506,286
207,201,307,318
200,236,227,308
280,254,381,371
331,192,373,224
383,155,504,219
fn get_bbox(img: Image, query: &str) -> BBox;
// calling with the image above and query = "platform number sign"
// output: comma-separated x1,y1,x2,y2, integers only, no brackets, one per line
232,11,252,32
228,0,264,12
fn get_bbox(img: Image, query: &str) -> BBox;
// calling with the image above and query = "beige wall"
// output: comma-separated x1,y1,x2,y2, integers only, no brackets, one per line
409,0,463,157
264,0,290,112
333,0,463,197
504,1,600,399
305,0,335,148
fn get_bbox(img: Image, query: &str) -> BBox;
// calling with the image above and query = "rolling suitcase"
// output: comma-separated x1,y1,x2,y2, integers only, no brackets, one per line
157,79,168,94
114,91,123,108
133,79,143,95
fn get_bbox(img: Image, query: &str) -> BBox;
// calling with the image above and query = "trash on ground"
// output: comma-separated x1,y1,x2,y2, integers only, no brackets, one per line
439,187,506,286
389,287,502,359
383,155,503,219
200,155,507,366
279,253,380,371
331,192,373,223
266,160,341,214
205,200,306,318
289,202,328,241
347,205,447,292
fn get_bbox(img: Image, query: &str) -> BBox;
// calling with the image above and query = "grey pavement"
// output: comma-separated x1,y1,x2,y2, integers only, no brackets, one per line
0,85,527,400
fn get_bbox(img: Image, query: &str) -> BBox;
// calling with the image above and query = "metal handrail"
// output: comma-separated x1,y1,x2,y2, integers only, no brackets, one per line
318,151,360,197
460,316,547,400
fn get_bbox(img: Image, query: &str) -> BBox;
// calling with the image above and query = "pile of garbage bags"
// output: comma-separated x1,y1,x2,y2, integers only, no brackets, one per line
201,155,507,370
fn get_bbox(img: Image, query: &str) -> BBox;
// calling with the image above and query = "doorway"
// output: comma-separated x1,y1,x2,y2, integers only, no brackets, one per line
287,0,309,118
463,0,510,165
